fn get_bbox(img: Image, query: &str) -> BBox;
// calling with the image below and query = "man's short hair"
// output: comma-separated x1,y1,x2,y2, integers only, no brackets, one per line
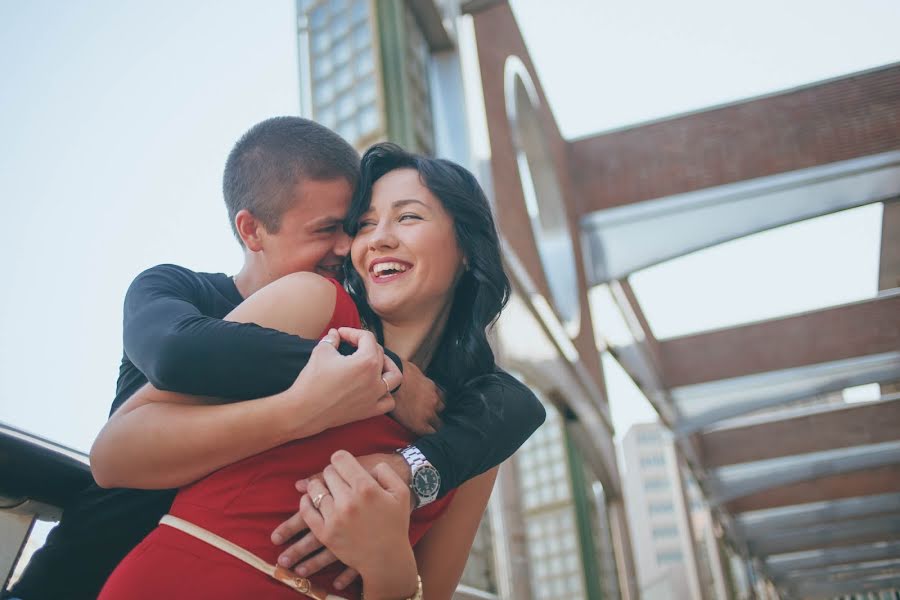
223,116,360,246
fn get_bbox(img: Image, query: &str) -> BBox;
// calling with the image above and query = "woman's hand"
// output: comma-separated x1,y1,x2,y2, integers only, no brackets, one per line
281,328,402,439
298,450,419,599
271,451,414,588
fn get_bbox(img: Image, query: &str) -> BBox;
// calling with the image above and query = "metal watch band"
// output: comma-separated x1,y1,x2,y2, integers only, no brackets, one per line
399,445,430,471
397,445,439,508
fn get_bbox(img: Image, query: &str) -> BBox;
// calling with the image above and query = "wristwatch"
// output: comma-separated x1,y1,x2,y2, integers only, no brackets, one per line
397,445,440,509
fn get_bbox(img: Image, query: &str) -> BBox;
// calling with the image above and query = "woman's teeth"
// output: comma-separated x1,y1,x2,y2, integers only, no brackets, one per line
373,262,409,276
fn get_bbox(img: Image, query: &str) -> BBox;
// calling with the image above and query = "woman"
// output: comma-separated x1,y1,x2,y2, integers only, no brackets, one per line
95,143,513,600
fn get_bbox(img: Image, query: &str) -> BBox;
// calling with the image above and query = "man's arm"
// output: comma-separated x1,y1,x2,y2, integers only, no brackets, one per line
92,330,399,489
120,265,401,406
413,370,545,496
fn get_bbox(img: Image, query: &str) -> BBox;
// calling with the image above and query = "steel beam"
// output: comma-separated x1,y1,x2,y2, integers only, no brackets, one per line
766,541,900,576
673,352,900,436
778,558,900,584
581,151,900,284
570,65,900,213
736,493,900,540
725,464,900,513
747,515,900,556
660,292,900,389
789,574,900,599
699,396,900,468
712,441,900,504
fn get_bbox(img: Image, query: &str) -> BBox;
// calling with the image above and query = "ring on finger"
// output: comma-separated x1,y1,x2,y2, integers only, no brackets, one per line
319,337,335,346
312,492,329,510
381,376,390,395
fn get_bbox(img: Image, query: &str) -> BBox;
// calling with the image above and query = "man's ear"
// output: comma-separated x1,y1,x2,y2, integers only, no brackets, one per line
235,209,264,252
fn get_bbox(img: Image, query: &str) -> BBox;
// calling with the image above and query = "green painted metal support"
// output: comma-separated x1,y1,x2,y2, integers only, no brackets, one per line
375,0,416,150
565,430,605,600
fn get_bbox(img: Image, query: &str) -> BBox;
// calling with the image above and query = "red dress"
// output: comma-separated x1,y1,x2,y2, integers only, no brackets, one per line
99,280,454,599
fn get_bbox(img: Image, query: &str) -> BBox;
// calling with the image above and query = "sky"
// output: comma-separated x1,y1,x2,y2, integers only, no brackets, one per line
1,0,898,457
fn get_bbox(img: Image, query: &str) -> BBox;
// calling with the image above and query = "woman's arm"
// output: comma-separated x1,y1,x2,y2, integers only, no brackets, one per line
90,273,399,489
414,467,499,599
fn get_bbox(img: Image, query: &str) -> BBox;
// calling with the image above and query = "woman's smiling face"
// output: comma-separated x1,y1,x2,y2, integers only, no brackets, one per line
351,168,464,323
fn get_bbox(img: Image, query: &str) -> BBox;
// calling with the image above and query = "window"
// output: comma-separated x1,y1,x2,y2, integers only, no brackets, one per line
644,477,670,491
637,429,663,445
640,454,665,468
648,501,674,515
657,549,683,564
303,0,382,148
652,525,679,539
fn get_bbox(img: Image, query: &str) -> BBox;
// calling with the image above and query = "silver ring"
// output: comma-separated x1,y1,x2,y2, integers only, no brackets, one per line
318,337,335,346
381,376,391,395
312,492,329,510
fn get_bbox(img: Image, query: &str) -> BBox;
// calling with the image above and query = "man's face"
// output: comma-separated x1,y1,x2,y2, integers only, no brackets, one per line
257,178,353,282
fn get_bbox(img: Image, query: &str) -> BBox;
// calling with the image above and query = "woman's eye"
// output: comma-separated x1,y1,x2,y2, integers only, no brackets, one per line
399,213,422,222
357,220,375,230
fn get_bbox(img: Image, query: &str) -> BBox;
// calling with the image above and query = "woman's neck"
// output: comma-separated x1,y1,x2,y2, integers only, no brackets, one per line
382,299,453,370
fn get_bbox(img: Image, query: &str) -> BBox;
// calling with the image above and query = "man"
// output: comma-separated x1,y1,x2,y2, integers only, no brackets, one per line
7,117,544,599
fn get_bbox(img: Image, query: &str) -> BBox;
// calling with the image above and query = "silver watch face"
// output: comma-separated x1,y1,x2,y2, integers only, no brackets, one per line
412,465,440,498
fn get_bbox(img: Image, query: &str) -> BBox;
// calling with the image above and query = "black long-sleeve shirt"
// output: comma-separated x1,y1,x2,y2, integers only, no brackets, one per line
10,264,544,600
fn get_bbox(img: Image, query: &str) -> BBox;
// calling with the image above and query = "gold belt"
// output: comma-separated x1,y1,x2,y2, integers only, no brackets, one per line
159,514,348,600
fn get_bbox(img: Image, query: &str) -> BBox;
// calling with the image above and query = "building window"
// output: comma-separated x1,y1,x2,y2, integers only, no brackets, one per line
459,513,497,593
303,0,382,148
657,549,683,564
516,400,587,600
640,454,665,468
637,429,663,445
525,508,585,600
648,501,674,515
652,525,680,539
644,477,670,491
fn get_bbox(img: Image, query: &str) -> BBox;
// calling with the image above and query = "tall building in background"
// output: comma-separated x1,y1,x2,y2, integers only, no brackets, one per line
622,422,728,600
296,0,439,154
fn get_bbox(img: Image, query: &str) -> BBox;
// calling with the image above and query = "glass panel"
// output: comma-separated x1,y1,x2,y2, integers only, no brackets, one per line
353,50,374,78
332,37,351,64
311,30,330,53
673,352,900,424
351,0,368,23
336,93,355,120
312,54,332,80
309,5,328,28
334,64,352,91
351,22,370,51
336,119,357,143
315,105,336,128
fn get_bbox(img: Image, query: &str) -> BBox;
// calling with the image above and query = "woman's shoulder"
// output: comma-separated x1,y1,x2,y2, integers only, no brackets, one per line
234,272,343,339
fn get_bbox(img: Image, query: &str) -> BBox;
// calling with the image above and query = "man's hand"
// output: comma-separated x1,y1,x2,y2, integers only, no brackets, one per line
300,451,418,598
271,452,413,589
283,328,402,438
390,360,444,436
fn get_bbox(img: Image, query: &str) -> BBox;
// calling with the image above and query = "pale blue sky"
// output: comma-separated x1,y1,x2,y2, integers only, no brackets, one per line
1,0,897,453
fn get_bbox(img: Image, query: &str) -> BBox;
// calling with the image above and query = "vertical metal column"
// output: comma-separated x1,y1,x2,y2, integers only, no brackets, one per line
673,453,711,600
488,459,533,600
606,498,640,600
1,507,36,591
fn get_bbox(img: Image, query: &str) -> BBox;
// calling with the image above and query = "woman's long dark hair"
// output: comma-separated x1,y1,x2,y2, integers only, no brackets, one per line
344,143,510,395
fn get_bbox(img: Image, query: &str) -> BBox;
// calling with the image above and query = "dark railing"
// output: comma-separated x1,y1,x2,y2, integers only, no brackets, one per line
0,422,91,590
